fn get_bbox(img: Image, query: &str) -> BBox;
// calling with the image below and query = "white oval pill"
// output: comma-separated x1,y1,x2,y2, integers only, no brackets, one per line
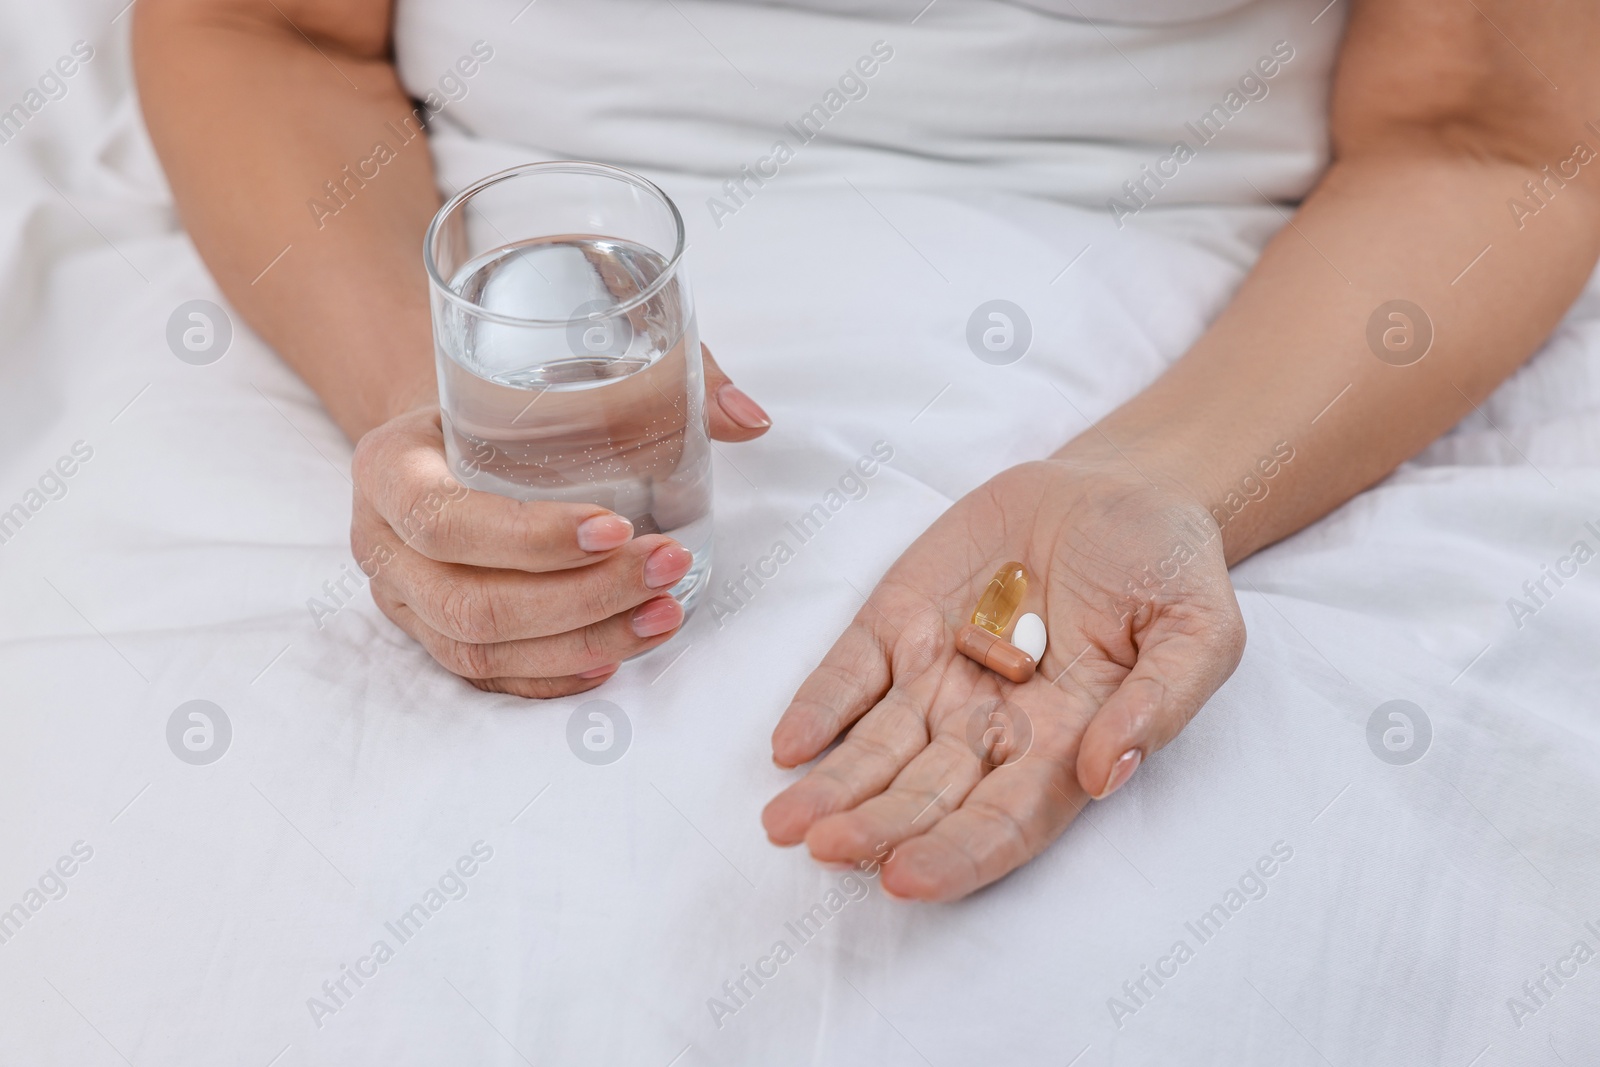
1011,613,1047,662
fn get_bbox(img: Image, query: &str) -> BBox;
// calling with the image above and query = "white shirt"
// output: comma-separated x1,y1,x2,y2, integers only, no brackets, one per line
395,0,1345,208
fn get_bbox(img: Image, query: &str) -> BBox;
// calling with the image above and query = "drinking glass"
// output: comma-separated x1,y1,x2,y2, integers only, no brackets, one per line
423,161,712,613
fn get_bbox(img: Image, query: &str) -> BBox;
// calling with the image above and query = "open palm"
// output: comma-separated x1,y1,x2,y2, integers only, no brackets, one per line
762,457,1246,901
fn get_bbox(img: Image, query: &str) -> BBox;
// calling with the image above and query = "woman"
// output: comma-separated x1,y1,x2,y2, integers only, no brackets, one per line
132,0,1600,902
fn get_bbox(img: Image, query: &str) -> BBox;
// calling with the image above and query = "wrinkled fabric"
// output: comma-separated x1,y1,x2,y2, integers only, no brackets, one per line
3,4,1600,1067
395,0,1344,210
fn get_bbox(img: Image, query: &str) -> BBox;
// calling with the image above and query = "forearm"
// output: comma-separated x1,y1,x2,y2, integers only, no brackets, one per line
134,1,438,441
1070,150,1600,564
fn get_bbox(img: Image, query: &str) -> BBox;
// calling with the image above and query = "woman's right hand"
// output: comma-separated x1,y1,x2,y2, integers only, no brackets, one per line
350,348,770,698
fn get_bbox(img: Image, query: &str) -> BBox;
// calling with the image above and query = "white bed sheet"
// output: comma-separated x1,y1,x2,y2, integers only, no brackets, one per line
4,8,1600,1067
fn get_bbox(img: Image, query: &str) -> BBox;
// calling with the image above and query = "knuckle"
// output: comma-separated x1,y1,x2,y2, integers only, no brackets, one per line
406,520,441,557
368,584,403,621
349,516,389,576
572,567,624,625
435,580,499,644
584,579,622,625
575,621,613,669
393,482,465,561
348,521,370,565
362,563,392,597
439,635,495,680
350,429,385,487
397,491,446,555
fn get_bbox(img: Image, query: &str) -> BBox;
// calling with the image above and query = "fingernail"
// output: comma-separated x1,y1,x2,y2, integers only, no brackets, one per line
577,514,633,552
631,596,684,638
643,543,693,589
578,664,618,679
717,383,771,430
1096,748,1142,800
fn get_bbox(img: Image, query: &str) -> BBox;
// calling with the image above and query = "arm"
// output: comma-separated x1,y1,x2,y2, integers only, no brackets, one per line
134,0,438,440
135,0,771,697
764,0,1600,901
1096,0,1600,564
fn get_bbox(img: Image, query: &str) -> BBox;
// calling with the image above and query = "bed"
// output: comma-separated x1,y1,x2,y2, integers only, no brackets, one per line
3,3,1600,1064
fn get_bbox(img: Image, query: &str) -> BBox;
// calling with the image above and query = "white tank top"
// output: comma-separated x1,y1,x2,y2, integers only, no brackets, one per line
394,0,1346,209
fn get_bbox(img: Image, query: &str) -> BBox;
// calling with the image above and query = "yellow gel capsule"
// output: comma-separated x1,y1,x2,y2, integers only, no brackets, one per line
972,562,1028,635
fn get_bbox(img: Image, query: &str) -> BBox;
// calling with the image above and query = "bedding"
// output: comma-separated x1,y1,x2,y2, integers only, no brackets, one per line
3,4,1600,1066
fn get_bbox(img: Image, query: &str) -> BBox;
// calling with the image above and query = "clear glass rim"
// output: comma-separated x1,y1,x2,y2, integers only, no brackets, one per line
422,160,688,328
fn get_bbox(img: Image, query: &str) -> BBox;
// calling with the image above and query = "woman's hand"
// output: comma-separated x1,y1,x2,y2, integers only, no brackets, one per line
761,454,1245,901
350,346,769,698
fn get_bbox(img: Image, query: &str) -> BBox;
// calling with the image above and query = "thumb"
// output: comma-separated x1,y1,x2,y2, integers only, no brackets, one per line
701,343,771,441
1075,605,1245,800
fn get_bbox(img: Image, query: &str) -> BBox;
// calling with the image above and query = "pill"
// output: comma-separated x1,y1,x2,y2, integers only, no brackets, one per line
1011,613,1047,661
955,623,1037,684
972,562,1028,635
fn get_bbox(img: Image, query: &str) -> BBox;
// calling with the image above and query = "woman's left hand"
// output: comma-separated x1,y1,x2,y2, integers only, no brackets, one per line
761,454,1246,901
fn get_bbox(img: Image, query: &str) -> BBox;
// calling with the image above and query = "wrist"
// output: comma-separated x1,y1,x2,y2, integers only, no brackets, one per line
262,301,439,443
1048,406,1297,566
376,374,439,425
337,366,437,443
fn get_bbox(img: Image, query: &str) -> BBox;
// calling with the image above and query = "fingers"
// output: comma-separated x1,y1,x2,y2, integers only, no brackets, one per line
880,748,1085,902
470,671,616,699
367,509,693,642
802,676,1097,884
802,732,984,864
770,621,892,768
352,408,635,572
376,592,685,682
352,405,704,698
762,682,932,846
701,343,771,442
1075,601,1246,801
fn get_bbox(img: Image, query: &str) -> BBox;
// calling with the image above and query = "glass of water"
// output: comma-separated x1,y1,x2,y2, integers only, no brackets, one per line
423,161,712,613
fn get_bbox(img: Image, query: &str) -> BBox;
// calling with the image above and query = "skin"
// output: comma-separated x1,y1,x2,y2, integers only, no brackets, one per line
134,0,772,698
135,0,1600,899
